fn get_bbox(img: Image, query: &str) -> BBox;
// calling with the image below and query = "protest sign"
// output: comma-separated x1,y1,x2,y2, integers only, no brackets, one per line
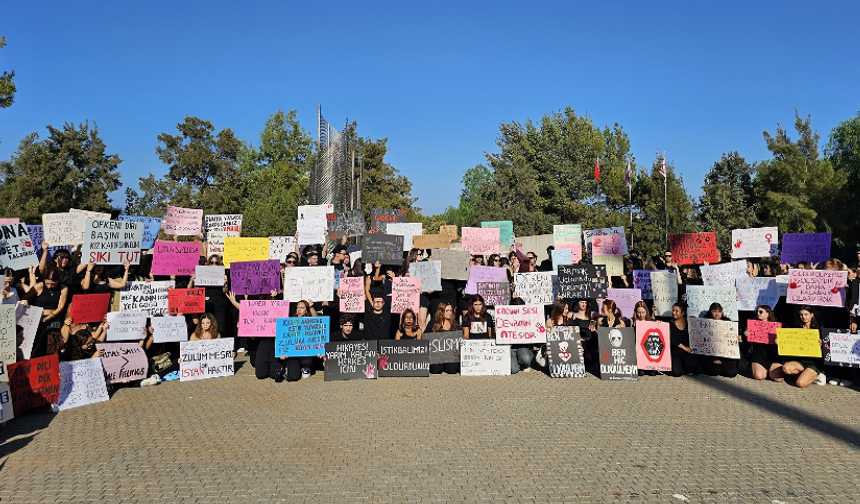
731,226,779,258
465,265,508,295
222,237,269,268
557,265,608,299
164,206,203,236
339,277,365,313
780,232,831,264
269,236,297,261
205,230,240,256
513,272,555,305
776,328,821,358
42,212,86,245
746,320,781,345
460,340,510,376
461,227,500,255
117,215,162,249
686,285,738,321
378,340,430,377
546,326,586,378
282,266,335,302
96,343,148,383
550,249,573,273
426,331,462,365
601,288,642,320
597,327,638,380
8,355,60,412
0,381,13,422
584,227,627,258
105,312,148,341
592,233,627,256
195,265,225,286
495,304,546,344
81,219,143,265
478,281,510,307
688,317,740,359
15,304,41,361
432,248,470,280
151,316,188,343
120,281,173,316
25,225,69,259
700,260,747,287
362,234,403,266
650,271,678,317
370,208,407,234
553,224,582,247
151,241,201,276
736,277,779,311
0,218,18,224
327,209,366,240
0,223,38,270
635,321,672,372
439,225,458,241
775,275,789,297
481,221,514,248
409,260,442,292
592,255,623,277
670,232,720,265
275,317,330,358
823,330,860,368
786,269,847,307
204,214,242,237
67,293,110,323
632,270,654,299
387,222,423,251
324,340,378,380
0,305,15,381
297,204,333,221
168,288,206,315
391,277,421,314
70,208,111,221
238,300,290,337
54,359,110,412
413,234,450,250
179,338,234,381
296,218,327,245
230,259,282,296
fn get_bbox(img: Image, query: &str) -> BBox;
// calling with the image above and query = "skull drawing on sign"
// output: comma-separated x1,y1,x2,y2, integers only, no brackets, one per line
609,328,623,348
558,341,571,362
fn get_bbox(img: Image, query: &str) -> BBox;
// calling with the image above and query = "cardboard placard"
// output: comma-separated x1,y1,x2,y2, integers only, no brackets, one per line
179,338,234,381
205,230,240,256
786,269,847,307
736,277,779,311
362,234,403,266
686,285,739,321
635,321,671,372
81,219,143,265
439,225,458,241
275,316,330,357
546,326,586,378
54,359,110,412
584,227,627,258
553,224,582,248
238,300,291,337
269,236,297,262
378,340,430,377
650,271,677,317
495,304,546,344
461,227,500,256
730,226,779,258
15,304,42,361
151,316,189,343
0,305,15,381
412,234,450,250
151,241,201,276
557,265,608,299
164,206,203,236
296,218,327,246
42,212,86,245
481,221,514,248
513,272,555,305
746,320,781,345
426,331,462,365
324,340,378,380
339,277,366,313
297,204,333,221
550,249,574,273
460,340,510,376
8,355,60,412
67,293,111,324
597,327,638,380
700,260,747,287
117,215,162,249
600,288,642,321
119,281,174,316
25,225,69,259
409,260,442,292
105,311,148,341
96,342,148,383
391,277,421,314
465,265,508,295
477,281,510,307
431,249,471,281
195,265,225,287
282,266,335,302
230,259,282,296
0,223,39,270
369,208,407,234
592,255,623,277
168,288,206,315
222,237,269,268
591,233,627,257
776,328,822,358
687,317,740,359
823,330,860,368
780,232,831,264
632,270,653,299
327,209,366,240
670,232,720,265
386,222,423,251
204,214,242,237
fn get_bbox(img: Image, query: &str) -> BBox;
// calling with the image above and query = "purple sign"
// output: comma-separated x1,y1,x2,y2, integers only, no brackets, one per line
230,259,281,296
26,225,70,259
781,233,831,265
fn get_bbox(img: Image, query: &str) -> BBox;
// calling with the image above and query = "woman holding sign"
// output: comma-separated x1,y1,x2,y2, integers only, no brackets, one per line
701,303,739,378
81,261,131,294
22,266,69,358
463,295,493,340
283,300,319,382
781,306,825,388
429,302,461,375
669,302,701,377
744,305,784,382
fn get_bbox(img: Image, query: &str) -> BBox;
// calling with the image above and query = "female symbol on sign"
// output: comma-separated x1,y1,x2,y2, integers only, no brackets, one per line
764,233,772,243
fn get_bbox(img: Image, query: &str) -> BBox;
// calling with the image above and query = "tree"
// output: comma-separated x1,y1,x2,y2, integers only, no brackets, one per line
826,110,860,250
0,36,15,110
0,122,122,221
356,135,418,223
698,152,758,255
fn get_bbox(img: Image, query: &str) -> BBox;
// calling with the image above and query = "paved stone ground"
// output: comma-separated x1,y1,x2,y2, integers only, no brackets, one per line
2,356,860,503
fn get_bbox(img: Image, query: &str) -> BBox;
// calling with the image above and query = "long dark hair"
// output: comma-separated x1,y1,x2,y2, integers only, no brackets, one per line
465,294,488,325
399,309,419,333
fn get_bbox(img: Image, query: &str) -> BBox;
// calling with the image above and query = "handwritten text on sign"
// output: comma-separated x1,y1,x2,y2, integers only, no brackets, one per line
546,326,586,378
151,316,188,343
96,343,148,384
781,232,831,264
635,321,672,372
223,237,269,268
118,215,161,249
669,232,720,265
238,300,290,337
282,266,335,302
776,328,821,358
82,219,143,265
164,206,203,236
8,355,60,413
391,277,421,314
230,259,281,296
746,320,781,344
120,281,173,316
275,317,330,358
339,277,365,313
54,359,109,412
460,340,510,376
495,304,546,344
151,241,201,276
481,221,514,248
687,317,740,359
461,227,500,255
786,269,847,307
0,223,39,270
168,288,206,315
180,338,234,381
68,293,111,324
513,272,555,305
731,226,778,258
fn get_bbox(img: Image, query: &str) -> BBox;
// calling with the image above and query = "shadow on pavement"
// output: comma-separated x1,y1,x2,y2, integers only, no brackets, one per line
690,375,860,449
0,409,54,468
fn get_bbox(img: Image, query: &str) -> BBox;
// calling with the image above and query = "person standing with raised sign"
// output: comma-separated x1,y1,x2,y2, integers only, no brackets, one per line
21,266,69,358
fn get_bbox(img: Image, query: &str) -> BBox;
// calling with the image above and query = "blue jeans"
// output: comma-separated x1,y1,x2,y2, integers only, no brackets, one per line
510,345,534,374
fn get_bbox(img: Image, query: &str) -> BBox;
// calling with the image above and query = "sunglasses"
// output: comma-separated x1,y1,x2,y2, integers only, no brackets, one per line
285,260,296,265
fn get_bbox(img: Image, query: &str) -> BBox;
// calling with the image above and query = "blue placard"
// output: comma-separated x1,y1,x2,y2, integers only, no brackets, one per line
118,215,162,249
275,316,330,358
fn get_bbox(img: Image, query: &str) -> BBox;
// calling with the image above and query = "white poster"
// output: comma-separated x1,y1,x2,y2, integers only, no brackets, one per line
282,266,335,302
179,338,235,381
686,285,739,321
730,227,779,259
53,359,110,412
386,222,424,251
460,340,511,376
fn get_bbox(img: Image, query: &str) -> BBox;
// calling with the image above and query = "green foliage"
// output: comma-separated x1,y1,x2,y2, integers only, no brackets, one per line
826,110,860,250
0,36,16,110
356,134,418,224
698,152,758,256
0,122,122,221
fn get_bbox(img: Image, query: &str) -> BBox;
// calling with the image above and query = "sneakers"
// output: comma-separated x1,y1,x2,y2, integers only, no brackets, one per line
274,366,286,383
814,373,827,386
301,368,311,379
140,375,159,387
828,378,842,386
237,347,247,354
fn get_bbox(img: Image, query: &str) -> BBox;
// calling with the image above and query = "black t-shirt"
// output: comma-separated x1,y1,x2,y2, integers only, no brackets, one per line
465,314,494,339
670,321,690,348
331,329,365,341
364,305,391,340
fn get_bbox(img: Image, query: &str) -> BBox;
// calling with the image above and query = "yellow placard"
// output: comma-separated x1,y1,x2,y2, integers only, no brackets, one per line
223,237,270,268
439,225,458,240
776,328,822,358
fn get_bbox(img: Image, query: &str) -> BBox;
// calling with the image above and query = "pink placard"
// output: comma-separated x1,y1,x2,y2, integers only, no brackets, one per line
635,321,672,372
465,265,508,295
461,227,500,256
591,234,627,256
391,277,421,314
786,269,847,307
238,300,290,337
339,277,365,313
164,206,203,236
151,241,202,276
746,320,781,344
96,343,148,383
0,218,20,224
600,288,642,320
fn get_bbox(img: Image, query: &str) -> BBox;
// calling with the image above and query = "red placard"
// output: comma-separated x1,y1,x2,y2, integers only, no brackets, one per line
670,232,720,265
67,293,111,323
8,355,60,413
168,288,206,315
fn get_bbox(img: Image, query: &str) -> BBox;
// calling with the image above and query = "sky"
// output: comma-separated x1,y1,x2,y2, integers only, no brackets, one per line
1,1,859,216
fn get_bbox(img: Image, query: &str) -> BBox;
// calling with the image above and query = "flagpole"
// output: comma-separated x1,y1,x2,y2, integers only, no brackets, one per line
663,152,669,251
595,156,601,227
